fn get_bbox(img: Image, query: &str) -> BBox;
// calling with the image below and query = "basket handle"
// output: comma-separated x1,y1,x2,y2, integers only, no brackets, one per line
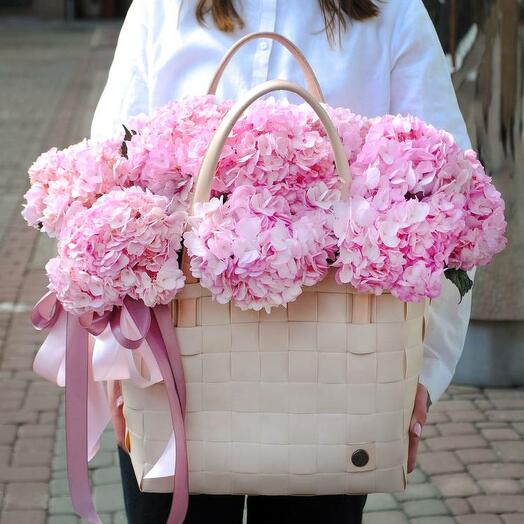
192,79,351,211
207,32,325,102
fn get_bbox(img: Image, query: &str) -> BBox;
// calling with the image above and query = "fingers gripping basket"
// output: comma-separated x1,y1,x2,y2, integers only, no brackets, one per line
122,36,429,497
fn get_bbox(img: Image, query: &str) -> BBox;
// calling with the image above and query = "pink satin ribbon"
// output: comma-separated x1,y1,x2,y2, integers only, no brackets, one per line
31,292,189,524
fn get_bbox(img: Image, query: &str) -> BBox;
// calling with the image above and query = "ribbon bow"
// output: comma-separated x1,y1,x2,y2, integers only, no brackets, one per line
31,292,189,524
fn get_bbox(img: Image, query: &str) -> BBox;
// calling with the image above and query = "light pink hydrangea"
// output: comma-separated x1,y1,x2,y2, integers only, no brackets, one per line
184,184,338,311
332,114,507,301
125,96,233,205
22,137,130,237
211,98,348,203
47,187,186,315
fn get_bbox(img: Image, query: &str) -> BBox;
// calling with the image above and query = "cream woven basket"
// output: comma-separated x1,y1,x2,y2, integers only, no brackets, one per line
121,33,429,497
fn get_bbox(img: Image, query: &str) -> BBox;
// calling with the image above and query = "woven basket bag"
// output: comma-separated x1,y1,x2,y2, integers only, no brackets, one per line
122,33,429,497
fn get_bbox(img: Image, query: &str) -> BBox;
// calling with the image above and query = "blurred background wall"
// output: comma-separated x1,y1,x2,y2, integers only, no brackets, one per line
422,0,524,386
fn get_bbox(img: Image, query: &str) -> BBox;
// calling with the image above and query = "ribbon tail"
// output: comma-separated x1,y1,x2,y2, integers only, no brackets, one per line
65,313,102,524
145,310,189,524
144,432,176,479
154,304,187,414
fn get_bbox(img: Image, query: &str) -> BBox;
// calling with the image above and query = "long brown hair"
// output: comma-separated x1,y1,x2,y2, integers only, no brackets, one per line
196,1,380,42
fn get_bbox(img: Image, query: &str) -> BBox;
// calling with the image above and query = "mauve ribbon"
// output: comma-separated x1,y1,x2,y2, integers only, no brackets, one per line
126,303,189,523
31,293,189,524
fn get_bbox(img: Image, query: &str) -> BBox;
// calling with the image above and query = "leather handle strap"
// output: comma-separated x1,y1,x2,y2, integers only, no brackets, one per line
192,79,351,211
207,32,325,102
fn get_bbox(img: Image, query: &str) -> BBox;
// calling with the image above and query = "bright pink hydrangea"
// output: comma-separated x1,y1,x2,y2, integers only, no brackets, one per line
46,187,186,315
184,184,338,311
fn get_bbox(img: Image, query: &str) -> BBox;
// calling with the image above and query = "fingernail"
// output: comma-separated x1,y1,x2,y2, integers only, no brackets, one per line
413,422,422,437
116,395,124,408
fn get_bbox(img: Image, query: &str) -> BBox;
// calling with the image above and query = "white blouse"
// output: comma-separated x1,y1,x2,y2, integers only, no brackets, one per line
91,0,475,403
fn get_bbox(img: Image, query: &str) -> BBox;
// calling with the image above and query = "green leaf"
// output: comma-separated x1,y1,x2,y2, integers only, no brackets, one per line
444,268,473,303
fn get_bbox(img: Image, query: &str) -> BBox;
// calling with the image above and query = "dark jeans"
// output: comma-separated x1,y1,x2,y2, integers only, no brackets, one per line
118,446,367,524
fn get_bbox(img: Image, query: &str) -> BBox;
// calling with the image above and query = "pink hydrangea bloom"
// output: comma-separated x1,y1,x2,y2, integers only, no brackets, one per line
125,96,233,205
47,187,186,315
22,137,130,237
184,184,338,311
332,114,507,302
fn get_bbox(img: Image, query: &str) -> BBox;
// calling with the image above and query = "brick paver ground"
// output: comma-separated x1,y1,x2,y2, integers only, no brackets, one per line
0,19,523,524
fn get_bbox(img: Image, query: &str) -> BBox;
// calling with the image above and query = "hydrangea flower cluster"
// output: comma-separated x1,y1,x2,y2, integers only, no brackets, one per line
184,184,338,311
46,187,186,315
22,95,507,310
22,138,130,237
332,115,507,301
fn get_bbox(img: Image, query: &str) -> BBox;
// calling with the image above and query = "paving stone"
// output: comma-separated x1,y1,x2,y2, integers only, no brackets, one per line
475,400,495,410
1,410,38,424
447,410,487,422
445,498,471,516
456,515,502,524
0,466,50,482
455,448,498,464
403,499,450,518
425,435,487,452
17,424,56,438
427,411,450,424
49,478,70,497
13,437,53,466
501,515,524,524
365,493,399,511
363,511,408,524
468,463,524,480
431,473,481,497
484,389,524,399
87,451,115,469
4,482,48,510
468,495,524,513
481,428,520,440
48,496,74,515
512,423,524,435
0,510,46,524
93,483,124,513
433,401,476,411
423,425,440,438
478,479,524,494
52,455,67,471
410,518,456,524
491,441,524,462
47,517,79,524
395,483,440,501
92,466,121,485
418,452,465,475
486,410,524,423
438,423,477,436
491,398,524,409
113,511,128,524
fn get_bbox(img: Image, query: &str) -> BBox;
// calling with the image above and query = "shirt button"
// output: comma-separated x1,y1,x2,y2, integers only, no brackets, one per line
260,41,268,51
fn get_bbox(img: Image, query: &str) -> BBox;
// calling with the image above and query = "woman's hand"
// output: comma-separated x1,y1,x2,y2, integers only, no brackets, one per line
408,382,430,473
106,380,127,449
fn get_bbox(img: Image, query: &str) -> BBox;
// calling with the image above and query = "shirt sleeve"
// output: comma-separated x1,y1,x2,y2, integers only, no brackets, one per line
389,0,475,403
90,0,149,141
